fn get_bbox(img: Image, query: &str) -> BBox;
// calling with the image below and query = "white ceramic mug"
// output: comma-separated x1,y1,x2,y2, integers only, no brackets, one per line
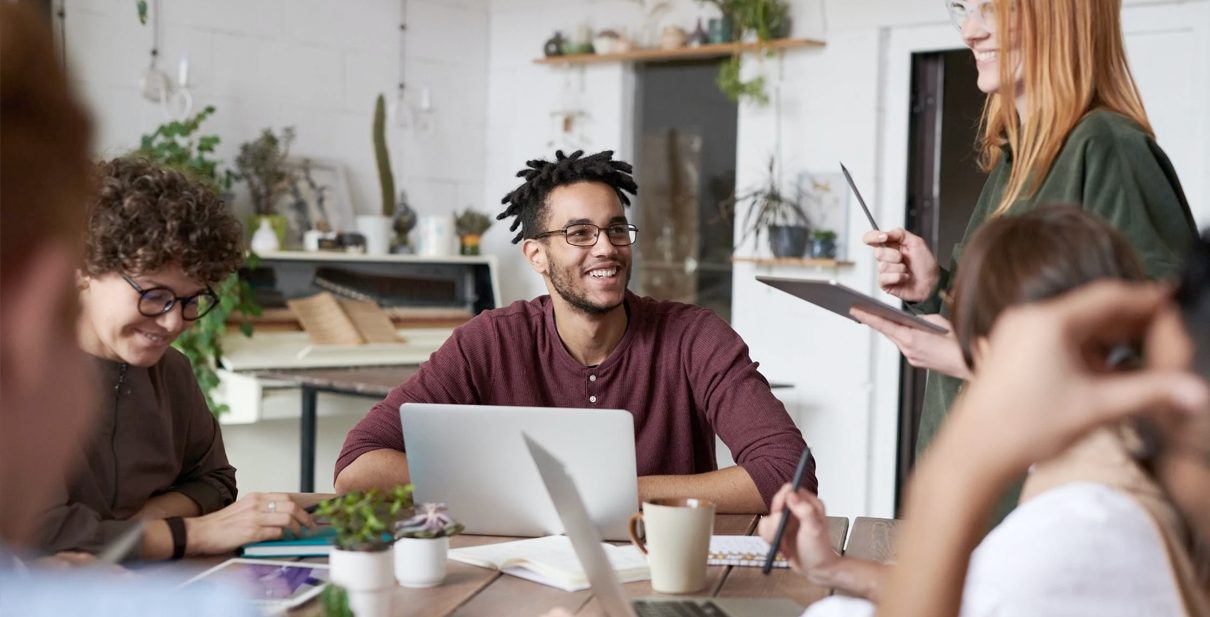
628,498,715,594
417,214,455,257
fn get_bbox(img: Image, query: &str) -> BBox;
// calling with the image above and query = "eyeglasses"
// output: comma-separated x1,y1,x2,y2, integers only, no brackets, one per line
945,0,997,33
534,223,639,247
121,273,218,321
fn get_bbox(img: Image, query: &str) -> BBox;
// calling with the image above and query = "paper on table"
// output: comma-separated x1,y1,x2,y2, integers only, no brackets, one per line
449,535,649,592
708,535,789,568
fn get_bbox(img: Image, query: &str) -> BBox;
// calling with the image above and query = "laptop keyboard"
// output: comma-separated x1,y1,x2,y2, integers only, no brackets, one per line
632,600,727,617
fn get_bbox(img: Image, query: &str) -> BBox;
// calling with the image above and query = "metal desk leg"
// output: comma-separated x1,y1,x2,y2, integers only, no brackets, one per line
300,386,317,492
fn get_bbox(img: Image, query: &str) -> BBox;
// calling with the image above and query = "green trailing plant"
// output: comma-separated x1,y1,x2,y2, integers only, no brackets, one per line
454,208,493,237
395,502,465,539
705,0,790,104
720,155,808,253
315,486,413,552
235,127,297,217
373,93,396,217
136,0,148,24
136,106,261,417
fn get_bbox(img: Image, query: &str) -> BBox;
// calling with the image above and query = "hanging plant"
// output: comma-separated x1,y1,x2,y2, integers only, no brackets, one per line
709,0,790,105
717,56,768,105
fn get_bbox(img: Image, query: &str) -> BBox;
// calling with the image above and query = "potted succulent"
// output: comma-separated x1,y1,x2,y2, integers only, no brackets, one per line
454,208,493,256
722,156,810,258
361,93,397,255
235,126,297,250
394,502,465,588
809,229,838,259
314,486,412,617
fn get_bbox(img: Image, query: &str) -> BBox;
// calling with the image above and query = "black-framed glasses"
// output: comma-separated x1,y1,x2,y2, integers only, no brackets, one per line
121,273,218,321
534,223,639,247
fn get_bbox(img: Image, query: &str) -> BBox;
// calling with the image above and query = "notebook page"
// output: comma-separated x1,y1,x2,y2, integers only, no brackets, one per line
708,535,789,568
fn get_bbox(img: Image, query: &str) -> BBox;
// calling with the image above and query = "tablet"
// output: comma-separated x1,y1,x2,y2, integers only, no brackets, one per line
757,275,949,334
179,558,329,614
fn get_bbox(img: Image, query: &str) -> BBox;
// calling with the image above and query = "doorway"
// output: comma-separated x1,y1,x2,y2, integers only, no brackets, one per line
896,48,987,510
633,60,738,321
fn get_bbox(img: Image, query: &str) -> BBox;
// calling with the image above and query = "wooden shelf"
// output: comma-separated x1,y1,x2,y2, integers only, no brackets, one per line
731,257,855,268
534,37,824,66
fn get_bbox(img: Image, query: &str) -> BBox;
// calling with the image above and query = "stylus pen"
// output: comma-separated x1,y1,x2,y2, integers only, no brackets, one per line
762,444,813,575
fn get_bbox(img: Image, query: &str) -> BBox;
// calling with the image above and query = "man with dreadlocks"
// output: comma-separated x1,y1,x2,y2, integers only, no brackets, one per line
334,150,812,512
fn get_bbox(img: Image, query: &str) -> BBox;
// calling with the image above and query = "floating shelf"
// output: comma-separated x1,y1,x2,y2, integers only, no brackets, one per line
731,257,855,268
534,37,825,66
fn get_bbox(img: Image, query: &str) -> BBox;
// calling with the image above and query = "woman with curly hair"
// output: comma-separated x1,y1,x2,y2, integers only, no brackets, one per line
37,157,316,561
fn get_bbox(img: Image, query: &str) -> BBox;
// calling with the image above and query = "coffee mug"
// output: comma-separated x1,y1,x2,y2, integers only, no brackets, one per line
628,498,715,594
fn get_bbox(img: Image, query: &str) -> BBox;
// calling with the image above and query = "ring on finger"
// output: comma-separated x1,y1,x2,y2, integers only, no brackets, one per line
266,501,277,514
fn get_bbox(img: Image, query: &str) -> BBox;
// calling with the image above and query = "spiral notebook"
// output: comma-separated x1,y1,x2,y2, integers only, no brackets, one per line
708,535,789,568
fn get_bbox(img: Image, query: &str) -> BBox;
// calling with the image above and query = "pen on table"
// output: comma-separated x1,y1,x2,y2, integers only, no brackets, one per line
762,444,813,575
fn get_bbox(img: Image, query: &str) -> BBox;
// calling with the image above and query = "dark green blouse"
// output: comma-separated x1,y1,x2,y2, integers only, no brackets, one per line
913,109,1197,460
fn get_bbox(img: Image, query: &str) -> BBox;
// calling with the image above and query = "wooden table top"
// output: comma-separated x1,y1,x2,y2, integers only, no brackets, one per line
254,366,420,397
170,510,843,617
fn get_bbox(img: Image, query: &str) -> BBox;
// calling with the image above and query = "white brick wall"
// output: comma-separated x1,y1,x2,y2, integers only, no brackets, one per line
64,0,490,224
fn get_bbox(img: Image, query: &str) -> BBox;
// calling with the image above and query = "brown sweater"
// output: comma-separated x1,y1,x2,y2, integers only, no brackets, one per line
336,292,814,507
37,349,237,555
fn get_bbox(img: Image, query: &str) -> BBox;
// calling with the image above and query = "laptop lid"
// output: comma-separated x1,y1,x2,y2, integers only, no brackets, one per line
524,433,639,617
401,403,639,540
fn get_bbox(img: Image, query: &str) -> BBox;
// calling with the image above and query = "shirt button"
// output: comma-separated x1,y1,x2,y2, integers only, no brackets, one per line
589,395,597,403
589,375,597,382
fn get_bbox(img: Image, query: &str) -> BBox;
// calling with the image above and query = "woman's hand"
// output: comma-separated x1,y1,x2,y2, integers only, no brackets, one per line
185,493,316,556
851,310,972,379
757,484,840,575
863,228,940,303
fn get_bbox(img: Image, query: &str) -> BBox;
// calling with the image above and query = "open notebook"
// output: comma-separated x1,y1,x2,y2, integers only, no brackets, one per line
448,535,649,592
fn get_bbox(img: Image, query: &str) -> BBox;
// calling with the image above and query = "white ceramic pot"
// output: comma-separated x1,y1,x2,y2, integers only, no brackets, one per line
356,214,393,255
394,536,449,588
346,589,392,617
416,214,456,257
329,548,395,592
250,218,280,253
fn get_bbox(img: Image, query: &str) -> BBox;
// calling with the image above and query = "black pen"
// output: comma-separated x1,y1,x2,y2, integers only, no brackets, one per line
762,444,813,575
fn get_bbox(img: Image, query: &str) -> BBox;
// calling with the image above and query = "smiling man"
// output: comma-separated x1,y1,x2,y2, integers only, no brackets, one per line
334,149,813,512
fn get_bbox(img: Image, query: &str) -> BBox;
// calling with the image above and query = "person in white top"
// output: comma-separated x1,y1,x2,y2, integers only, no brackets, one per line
760,207,1210,616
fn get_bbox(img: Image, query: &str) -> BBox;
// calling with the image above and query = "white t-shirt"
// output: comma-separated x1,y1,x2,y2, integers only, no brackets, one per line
803,482,1185,617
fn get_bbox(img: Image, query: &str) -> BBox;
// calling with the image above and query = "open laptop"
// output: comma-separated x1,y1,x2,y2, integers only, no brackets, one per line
524,434,803,617
401,403,639,540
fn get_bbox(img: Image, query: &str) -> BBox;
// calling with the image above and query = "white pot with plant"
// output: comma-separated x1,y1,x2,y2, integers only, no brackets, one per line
314,487,412,617
394,502,465,588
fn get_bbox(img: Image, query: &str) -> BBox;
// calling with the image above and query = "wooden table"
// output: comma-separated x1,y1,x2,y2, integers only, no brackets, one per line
174,512,850,616
254,366,420,492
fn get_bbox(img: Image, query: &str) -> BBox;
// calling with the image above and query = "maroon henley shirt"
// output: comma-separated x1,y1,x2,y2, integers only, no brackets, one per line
335,292,815,506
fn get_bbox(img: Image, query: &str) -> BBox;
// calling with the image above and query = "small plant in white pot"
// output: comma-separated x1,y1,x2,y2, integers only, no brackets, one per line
394,501,464,588
314,486,411,617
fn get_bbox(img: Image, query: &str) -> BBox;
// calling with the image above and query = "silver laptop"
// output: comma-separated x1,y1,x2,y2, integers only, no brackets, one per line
524,434,803,617
401,403,639,540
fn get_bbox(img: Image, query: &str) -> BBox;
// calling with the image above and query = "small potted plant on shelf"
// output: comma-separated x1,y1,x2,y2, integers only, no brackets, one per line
394,501,465,588
236,126,297,251
314,486,412,617
454,208,493,256
809,229,838,259
721,156,810,259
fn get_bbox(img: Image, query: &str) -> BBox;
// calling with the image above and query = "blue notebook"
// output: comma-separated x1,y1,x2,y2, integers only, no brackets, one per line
240,526,337,558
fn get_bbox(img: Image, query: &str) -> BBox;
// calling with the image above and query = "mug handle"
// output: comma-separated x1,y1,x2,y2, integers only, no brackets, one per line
628,512,647,555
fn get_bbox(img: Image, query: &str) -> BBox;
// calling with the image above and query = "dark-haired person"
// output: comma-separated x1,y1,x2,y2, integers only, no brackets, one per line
335,150,810,512
37,157,316,560
758,209,1210,616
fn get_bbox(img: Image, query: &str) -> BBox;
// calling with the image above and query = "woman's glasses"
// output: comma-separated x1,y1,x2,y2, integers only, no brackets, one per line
946,0,997,33
121,273,218,321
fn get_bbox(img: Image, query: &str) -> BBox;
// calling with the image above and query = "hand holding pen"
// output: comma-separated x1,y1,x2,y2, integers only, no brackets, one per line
761,445,814,574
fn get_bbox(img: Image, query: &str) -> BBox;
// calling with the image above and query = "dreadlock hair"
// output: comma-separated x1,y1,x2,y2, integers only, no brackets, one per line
498,149,638,244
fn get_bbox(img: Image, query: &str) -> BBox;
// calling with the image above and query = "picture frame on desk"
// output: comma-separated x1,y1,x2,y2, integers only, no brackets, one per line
282,157,355,247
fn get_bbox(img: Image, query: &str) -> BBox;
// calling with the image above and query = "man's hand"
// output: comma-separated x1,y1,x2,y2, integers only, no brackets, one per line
862,228,940,303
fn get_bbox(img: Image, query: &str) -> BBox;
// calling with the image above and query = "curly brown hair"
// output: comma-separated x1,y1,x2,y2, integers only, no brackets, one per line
84,157,244,285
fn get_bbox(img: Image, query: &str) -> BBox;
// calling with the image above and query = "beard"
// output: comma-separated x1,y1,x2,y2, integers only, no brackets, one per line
546,249,630,315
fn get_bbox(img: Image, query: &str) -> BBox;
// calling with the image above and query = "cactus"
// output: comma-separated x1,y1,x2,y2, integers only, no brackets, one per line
373,93,395,217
